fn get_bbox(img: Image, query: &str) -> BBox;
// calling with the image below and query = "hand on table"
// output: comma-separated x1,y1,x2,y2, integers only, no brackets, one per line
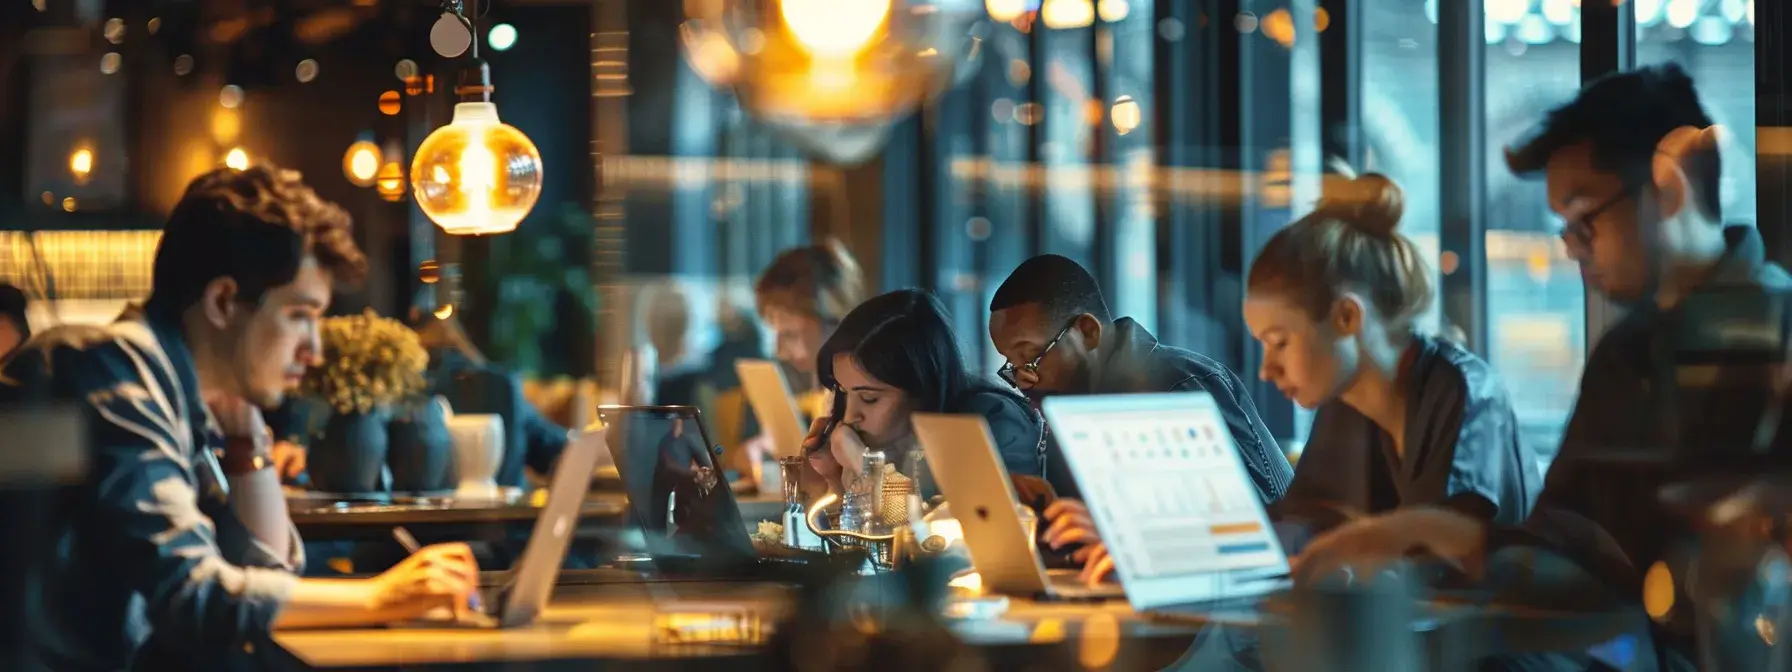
371,542,482,622
1291,507,1487,587
271,441,307,481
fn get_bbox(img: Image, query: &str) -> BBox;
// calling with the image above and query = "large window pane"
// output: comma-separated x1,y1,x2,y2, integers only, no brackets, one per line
1363,1,1442,336
1480,2,1585,449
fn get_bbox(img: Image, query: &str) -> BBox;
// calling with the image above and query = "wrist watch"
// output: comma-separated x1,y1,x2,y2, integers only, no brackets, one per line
219,436,274,475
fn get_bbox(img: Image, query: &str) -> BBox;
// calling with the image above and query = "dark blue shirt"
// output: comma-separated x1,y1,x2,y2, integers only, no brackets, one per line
0,308,303,671
1273,334,1543,545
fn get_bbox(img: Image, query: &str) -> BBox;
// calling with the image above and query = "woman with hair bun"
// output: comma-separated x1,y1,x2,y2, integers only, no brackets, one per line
1240,172,1542,549
1130,173,1553,672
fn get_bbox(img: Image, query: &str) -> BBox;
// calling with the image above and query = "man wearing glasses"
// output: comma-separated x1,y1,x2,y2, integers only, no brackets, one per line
1296,64,1786,668
987,254,1291,502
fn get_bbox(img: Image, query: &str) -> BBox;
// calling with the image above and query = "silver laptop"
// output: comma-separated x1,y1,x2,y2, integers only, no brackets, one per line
735,359,809,460
911,413,1124,601
424,425,608,628
1041,393,1291,615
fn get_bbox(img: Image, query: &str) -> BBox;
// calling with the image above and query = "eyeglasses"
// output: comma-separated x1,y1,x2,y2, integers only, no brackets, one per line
998,320,1076,388
1558,185,1638,253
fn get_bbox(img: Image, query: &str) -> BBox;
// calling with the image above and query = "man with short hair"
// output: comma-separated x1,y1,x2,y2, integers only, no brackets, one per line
1298,63,1778,668
988,254,1293,502
2,165,480,670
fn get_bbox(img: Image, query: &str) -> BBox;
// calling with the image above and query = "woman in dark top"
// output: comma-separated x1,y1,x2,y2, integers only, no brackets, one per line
802,289,1043,501
1242,173,1542,544
1156,174,1547,670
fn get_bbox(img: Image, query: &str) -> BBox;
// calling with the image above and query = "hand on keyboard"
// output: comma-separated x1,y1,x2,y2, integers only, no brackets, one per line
1077,542,1122,587
1042,498,1101,550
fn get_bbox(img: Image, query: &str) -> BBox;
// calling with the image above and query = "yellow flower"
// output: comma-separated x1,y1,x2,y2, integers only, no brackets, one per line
299,312,432,415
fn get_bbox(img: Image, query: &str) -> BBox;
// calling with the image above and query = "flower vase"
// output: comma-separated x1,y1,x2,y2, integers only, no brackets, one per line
386,396,454,494
309,406,392,495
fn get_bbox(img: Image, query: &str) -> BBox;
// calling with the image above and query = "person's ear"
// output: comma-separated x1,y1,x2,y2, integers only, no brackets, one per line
1651,125,1723,221
201,277,241,330
1075,313,1104,352
1330,294,1366,337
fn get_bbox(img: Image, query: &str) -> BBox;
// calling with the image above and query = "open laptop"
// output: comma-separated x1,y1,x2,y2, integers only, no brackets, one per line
735,359,808,460
911,413,1124,601
595,405,759,575
1041,393,1292,617
415,424,609,628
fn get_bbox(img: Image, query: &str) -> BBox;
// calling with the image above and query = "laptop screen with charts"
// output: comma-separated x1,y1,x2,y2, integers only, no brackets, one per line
912,413,1122,601
736,359,809,460
1041,393,1290,611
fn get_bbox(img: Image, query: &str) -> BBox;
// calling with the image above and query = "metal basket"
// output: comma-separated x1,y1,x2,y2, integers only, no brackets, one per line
804,492,899,571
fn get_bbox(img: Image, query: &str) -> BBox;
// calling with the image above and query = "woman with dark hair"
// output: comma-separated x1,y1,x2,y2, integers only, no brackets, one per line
801,289,1043,500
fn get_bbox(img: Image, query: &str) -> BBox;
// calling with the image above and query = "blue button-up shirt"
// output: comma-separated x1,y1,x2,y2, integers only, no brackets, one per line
0,308,303,671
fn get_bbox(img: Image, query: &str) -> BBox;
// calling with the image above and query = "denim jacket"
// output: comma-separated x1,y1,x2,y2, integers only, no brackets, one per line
1,308,303,671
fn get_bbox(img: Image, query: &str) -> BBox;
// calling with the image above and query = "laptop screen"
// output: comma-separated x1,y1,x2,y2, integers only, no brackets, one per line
596,405,756,566
1042,393,1290,610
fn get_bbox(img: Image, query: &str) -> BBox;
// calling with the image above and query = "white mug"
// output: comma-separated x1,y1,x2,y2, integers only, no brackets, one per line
447,413,506,499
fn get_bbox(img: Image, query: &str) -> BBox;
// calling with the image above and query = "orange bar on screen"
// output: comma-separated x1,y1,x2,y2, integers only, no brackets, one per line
1209,522,1262,535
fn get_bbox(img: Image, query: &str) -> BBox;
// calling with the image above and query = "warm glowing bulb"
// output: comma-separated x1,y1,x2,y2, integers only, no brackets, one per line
410,102,543,236
434,304,455,319
1486,0,1527,24
987,0,1027,22
778,0,891,57
1111,96,1140,135
1098,0,1129,23
1041,0,1095,29
69,148,94,179
224,147,250,170
1666,0,1698,28
342,140,382,187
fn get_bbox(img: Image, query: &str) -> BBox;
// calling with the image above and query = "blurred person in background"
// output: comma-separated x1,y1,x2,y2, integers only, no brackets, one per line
0,282,30,359
801,289,1043,502
749,240,867,459
0,165,477,670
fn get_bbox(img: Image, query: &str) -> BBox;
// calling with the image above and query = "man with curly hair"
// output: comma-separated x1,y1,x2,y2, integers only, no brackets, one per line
2,165,481,670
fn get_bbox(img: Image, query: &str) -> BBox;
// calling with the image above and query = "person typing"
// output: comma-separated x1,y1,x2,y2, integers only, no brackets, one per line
0,165,478,670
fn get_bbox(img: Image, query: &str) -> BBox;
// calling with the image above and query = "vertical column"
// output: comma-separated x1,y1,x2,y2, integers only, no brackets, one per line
1438,0,1487,355
592,0,631,384
1240,0,1298,442
1102,0,1158,333
1754,1,1788,265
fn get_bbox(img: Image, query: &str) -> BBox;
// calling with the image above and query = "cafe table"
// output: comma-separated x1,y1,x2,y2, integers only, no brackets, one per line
273,576,1649,671
272,580,1204,671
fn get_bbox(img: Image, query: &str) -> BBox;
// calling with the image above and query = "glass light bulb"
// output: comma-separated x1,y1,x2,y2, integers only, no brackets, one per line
409,102,543,236
778,0,891,57
342,140,382,187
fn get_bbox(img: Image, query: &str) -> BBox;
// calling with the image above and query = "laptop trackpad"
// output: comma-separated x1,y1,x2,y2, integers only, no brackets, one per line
1045,570,1125,600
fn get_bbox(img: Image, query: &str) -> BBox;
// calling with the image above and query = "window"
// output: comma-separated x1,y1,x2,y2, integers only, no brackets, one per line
1479,1,1587,448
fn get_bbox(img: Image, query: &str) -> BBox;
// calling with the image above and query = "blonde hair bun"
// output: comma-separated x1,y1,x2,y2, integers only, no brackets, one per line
1321,172,1404,237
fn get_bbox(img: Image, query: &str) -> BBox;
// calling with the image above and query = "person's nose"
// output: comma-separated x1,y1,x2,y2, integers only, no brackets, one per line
1258,356,1277,383
298,322,322,367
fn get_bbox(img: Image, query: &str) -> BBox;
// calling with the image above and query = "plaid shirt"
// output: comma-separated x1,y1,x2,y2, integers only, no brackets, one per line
0,307,303,671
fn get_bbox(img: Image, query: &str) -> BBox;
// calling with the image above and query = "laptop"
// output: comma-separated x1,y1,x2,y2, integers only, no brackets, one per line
911,413,1125,601
413,424,609,628
1040,393,1293,617
735,359,809,460
595,405,760,574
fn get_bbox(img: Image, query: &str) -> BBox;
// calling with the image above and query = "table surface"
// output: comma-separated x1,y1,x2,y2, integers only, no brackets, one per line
275,577,1649,670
